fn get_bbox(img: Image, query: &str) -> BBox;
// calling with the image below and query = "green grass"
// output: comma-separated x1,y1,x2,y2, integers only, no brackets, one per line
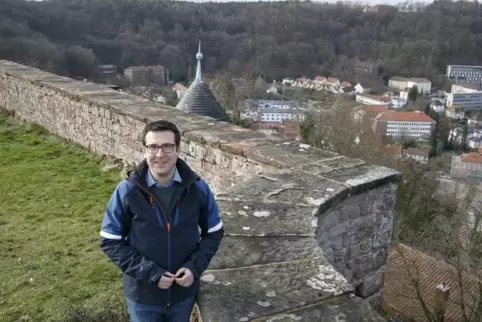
0,112,128,321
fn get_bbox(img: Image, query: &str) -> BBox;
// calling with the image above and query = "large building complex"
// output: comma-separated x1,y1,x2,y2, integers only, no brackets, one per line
239,100,306,122
375,111,436,138
446,65,482,85
445,84,482,111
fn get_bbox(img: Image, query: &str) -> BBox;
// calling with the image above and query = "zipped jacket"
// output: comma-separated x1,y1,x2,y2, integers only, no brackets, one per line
99,159,224,307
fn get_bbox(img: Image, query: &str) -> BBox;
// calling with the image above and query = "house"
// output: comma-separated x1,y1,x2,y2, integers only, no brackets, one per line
172,83,187,99
403,147,429,164
124,65,169,86
467,136,482,149
354,83,364,94
375,111,436,138
313,76,326,85
356,93,390,106
266,85,278,95
340,81,351,88
251,119,299,140
282,78,294,85
380,144,403,159
325,77,340,88
451,151,482,178
389,97,407,109
292,77,310,88
430,99,445,113
445,106,465,119
382,243,480,322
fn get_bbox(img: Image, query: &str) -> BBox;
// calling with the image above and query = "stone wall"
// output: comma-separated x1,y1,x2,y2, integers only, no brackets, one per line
0,60,401,321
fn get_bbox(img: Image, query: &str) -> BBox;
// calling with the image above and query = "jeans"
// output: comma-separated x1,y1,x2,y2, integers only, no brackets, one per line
126,295,195,322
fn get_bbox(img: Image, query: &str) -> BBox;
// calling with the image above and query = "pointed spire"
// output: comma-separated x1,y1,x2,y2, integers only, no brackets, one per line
195,41,203,82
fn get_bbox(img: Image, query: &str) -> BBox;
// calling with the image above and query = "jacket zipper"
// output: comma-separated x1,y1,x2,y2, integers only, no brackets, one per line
132,178,192,308
135,183,172,307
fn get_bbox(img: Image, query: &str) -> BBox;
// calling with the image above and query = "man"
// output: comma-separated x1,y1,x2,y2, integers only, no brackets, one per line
99,120,224,322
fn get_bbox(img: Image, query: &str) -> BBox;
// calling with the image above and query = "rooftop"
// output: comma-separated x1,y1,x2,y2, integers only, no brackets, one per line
382,244,480,322
461,152,482,164
377,111,435,123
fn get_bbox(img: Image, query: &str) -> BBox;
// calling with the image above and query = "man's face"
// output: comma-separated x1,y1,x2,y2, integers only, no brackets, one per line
144,130,180,178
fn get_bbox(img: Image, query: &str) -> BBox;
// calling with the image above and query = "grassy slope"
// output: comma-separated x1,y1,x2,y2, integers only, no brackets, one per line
0,113,128,321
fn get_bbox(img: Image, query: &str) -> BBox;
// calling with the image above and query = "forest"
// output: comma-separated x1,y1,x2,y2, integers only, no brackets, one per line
2,0,482,85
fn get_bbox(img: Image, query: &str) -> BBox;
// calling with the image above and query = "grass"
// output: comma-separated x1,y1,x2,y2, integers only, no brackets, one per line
0,112,128,321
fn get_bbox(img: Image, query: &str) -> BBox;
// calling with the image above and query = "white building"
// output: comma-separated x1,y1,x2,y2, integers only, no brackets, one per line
356,93,390,106
354,83,364,94
389,97,407,109
445,84,482,111
446,65,482,85
375,111,436,138
430,99,445,113
240,100,306,122
282,78,294,85
388,77,432,95
407,78,431,95
445,106,465,119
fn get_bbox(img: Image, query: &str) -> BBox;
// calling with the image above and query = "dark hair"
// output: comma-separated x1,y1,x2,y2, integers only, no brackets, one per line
141,120,181,146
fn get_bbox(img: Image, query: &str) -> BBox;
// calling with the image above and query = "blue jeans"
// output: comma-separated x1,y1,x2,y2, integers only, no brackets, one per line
126,296,195,322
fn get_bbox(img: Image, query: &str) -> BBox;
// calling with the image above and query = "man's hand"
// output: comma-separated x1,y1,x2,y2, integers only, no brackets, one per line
175,267,194,287
157,272,175,289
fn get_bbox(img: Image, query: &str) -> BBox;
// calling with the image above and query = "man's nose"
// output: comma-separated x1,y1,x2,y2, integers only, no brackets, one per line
155,149,165,157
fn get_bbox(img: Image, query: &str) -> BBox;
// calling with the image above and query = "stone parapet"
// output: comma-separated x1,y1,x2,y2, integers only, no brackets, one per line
0,60,401,321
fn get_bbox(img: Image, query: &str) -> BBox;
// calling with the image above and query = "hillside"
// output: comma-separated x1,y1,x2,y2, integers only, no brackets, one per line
1,0,482,84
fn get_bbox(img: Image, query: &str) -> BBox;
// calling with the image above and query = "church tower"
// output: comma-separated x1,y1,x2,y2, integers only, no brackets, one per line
175,42,230,122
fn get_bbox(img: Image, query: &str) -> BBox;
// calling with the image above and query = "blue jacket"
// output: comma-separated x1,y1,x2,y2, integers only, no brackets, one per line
99,159,224,308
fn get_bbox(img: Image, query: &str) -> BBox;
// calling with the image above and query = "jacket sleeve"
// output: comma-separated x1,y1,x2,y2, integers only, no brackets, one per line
99,180,166,286
183,179,224,279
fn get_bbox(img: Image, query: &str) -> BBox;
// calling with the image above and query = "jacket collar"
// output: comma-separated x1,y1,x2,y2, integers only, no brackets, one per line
128,158,199,189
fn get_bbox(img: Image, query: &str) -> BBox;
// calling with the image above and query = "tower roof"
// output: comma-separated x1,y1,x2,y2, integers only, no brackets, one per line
175,42,230,122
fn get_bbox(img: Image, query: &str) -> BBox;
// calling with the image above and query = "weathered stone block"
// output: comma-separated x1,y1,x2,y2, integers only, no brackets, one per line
356,269,382,298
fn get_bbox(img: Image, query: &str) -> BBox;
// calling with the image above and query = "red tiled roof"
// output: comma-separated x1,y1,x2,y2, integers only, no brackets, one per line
314,76,326,81
341,81,351,87
363,105,389,114
461,152,482,164
326,77,339,83
173,83,186,91
377,111,435,123
403,147,429,157
382,243,480,322
381,144,402,156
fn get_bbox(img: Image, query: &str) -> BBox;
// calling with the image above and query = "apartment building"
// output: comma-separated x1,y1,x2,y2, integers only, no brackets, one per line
445,84,482,111
451,151,482,178
240,100,306,122
375,111,436,138
446,65,482,84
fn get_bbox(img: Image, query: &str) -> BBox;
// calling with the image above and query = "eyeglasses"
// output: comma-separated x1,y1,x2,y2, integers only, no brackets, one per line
145,143,177,154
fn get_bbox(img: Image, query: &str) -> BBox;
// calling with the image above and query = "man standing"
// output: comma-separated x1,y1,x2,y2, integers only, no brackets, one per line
99,120,224,322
